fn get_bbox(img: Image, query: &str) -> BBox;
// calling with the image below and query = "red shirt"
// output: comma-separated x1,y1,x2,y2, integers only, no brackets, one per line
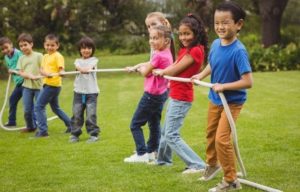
169,45,204,102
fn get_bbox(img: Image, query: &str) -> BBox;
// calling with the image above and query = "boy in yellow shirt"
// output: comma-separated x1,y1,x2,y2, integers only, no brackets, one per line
34,34,72,137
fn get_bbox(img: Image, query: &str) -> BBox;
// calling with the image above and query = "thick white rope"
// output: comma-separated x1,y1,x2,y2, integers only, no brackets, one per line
163,75,282,192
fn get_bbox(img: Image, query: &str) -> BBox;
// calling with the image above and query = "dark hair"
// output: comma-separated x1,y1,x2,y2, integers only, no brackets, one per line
77,36,96,56
179,13,208,56
45,34,59,44
17,33,33,43
151,25,176,61
215,1,246,23
0,37,12,46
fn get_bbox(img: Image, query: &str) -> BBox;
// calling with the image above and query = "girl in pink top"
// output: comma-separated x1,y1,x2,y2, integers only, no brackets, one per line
124,25,174,163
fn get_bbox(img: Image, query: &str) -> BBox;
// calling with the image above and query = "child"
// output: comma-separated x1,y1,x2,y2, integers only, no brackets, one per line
192,2,253,191
153,14,207,174
124,25,173,163
16,33,43,132
0,37,23,127
69,36,100,143
34,34,72,137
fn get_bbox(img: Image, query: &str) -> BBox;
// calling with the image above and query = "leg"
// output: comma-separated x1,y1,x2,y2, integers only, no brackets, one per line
8,85,23,125
216,104,242,182
164,99,205,169
206,102,222,166
130,93,152,155
49,86,71,129
147,91,168,153
71,93,85,137
35,86,54,133
22,88,36,129
85,94,100,137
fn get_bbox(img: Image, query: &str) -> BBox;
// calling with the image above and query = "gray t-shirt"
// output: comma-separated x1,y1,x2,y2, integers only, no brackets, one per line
73,57,99,94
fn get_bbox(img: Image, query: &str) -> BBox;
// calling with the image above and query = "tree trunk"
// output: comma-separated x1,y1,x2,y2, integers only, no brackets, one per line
258,0,289,47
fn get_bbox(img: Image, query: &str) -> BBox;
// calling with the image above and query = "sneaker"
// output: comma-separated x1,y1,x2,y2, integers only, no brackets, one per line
69,135,79,143
208,179,242,192
34,131,49,138
198,165,221,181
86,136,99,143
20,128,36,133
182,167,205,174
148,152,157,162
4,122,16,127
124,153,149,163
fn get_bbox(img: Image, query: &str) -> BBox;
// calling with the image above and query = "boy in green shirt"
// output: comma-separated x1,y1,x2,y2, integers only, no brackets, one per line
0,37,23,127
16,33,43,132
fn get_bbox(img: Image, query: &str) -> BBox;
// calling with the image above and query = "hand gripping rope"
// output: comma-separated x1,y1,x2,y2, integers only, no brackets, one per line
1,69,283,191
163,75,282,192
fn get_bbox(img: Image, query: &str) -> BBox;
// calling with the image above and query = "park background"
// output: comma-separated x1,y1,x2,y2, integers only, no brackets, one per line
0,0,299,191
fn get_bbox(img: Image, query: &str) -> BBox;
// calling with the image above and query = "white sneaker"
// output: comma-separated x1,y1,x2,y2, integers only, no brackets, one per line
148,152,157,162
182,167,205,174
124,153,149,163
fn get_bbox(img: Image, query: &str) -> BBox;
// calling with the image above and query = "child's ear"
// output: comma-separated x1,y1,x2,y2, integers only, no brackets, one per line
237,19,244,31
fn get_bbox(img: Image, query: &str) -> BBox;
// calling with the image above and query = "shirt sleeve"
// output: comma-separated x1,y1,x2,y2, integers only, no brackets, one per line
189,46,204,65
150,52,161,68
235,49,252,75
57,53,65,69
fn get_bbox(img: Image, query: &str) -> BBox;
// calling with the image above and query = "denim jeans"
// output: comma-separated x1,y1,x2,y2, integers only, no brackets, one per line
157,98,206,169
71,92,100,137
8,84,23,124
22,87,40,129
35,85,71,134
130,91,168,155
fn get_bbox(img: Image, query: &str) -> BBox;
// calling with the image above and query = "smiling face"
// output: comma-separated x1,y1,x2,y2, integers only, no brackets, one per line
178,24,195,48
149,29,168,51
80,46,93,59
145,16,165,32
0,42,14,56
19,41,33,55
44,39,59,54
214,10,243,45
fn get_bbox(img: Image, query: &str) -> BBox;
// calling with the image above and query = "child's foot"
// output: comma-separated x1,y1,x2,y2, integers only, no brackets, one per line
124,153,149,163
69,135,79,143
182,167,205,174
86,136,99,143
208,179,242,192
4,122,16,127
34,131,49,138
198,165,221,181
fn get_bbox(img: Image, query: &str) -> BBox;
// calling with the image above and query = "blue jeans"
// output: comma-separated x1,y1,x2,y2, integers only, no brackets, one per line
22,87,40,129
71,92,100,137
130,91,168,155
8,84,23,124
35,85,71,133
157,98,206,169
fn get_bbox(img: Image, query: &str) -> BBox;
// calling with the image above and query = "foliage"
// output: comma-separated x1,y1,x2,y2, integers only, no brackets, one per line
241,34,300,72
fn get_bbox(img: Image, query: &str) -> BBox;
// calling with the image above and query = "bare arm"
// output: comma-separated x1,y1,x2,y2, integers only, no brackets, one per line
191,64,211,81
212,72,253,92
125,61,150,73
19,69,39,80
153,54,194,76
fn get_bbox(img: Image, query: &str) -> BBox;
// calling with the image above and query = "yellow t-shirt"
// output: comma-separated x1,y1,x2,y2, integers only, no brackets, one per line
42,52,64,87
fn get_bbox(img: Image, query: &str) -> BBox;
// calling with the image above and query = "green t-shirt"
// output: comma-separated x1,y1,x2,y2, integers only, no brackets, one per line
16,51,43,89
4,48,24,85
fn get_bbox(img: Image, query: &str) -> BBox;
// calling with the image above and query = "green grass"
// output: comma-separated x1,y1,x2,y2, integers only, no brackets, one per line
0,54,299,192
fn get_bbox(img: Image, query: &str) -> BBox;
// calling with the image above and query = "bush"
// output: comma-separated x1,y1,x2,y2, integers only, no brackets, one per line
241,34,300,72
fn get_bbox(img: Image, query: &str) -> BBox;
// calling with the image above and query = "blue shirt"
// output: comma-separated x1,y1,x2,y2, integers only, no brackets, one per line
208,39,252,105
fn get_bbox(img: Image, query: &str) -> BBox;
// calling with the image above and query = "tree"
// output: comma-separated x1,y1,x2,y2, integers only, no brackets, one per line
253,0,289,47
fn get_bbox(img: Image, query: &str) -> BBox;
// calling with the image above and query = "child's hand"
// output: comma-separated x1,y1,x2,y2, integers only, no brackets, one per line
125,66,136,73
191,74,201,81
152,69,164,76
212,83,225,93
79,68,90,74
30,75,39,80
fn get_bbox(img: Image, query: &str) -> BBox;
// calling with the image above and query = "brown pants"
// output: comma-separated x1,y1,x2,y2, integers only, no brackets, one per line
205,102,243,182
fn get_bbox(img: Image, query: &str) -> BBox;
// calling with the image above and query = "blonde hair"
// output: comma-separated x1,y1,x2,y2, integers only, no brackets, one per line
146,12,172,30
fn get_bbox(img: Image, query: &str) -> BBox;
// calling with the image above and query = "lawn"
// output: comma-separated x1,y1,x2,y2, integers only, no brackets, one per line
0,54,299,192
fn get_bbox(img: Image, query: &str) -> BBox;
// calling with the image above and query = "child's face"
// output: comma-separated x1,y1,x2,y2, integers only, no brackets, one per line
149,30,168,51
80,47,93,59
145,17,164,32
0,42,14,56
19,41,33,55
214,10,243,44
44,39,59,54
178,24,195,48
